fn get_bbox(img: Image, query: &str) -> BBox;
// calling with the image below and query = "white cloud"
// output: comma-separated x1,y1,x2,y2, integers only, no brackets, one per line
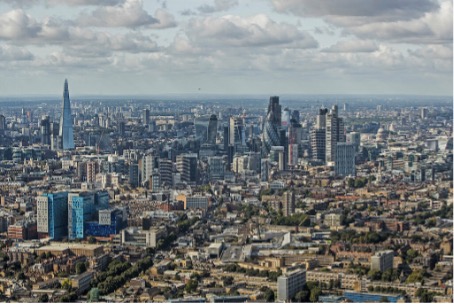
0,44,33,61
76,0,159,28
198,0,238,13
185,14,318,48
323,40,379,53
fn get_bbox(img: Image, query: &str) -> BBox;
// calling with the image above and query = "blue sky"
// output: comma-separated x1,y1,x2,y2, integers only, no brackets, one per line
0,0,452,96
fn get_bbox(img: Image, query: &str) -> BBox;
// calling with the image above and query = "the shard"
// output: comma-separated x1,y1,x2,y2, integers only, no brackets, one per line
59,79,74,150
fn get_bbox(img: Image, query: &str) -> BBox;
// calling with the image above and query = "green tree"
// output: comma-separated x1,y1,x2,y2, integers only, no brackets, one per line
61,278,72,291
38,294,49,303
309,286,321,302
75,262,87,274
185,279,198,293
294,290,309,302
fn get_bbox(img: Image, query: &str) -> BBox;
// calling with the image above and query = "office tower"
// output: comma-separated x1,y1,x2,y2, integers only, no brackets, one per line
158,159,173,187
281,107,292,130
68,192,95,240
282,191,295,216
177,153,198,184
288,144,298,167
223,125,229,151
347,132,361,153
150,171,161,191
118,121,125,136
292,110,300,123
227,145,234,170
37,192,68,240
129,162,139,187
40,116,51,146
277,269,306,302
421,107,428,119
208,156,224,180
326,105,345,163
142,154,156,185
50,122,60,151
59,79,74,150
260,158,269,181
280,128,288,170
371,250,394,272
229,116,245,147
311,108,328,161
262,96,282,156
343,103,348,112
142,109,150,125
207,114,218,145
335,143,356,177
0,115,5,135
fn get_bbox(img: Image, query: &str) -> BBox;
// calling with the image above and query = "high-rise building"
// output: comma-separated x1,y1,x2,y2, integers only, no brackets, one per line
142,109,150,125
282,191,295,216
177,153,198,184
142,154,156,185
371,250,394,272
86,161,99,184
207,114,218,145
129,162,139,188
50,122,60,151
208,156,224,180
421,107,428,119
335,143,356,177
277,269,306,302
229,116,245,148
326,105,345,163
40,116,51,146
37,192,68,240
0,115,6,135
223,125,229,151
68,192,95,240
262,96,282,156
288,144,298,167
260,158,269,182
59,79,74,150
347,132,361,153
158,159,173,187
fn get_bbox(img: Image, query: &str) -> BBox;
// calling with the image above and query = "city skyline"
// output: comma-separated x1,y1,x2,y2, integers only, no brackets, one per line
0,0,452,96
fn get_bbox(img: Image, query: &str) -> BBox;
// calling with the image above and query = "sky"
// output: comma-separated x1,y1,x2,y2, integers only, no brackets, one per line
0,0,452,96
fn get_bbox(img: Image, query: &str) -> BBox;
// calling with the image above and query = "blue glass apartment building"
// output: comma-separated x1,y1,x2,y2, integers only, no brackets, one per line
68,192,95,240
37,192,68,240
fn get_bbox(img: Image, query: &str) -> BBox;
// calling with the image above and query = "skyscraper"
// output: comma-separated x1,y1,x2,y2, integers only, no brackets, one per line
335,143,356,177
37,192,68,240
207,114,218,145
325,105,345,163
262,96,282,156
59,79,74,150
40,116,51,146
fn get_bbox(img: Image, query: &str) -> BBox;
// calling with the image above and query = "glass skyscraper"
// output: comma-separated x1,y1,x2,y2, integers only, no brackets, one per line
59,79,74,150
262,96,282,156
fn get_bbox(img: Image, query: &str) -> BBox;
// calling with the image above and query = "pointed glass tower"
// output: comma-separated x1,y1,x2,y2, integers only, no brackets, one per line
59,79,74,150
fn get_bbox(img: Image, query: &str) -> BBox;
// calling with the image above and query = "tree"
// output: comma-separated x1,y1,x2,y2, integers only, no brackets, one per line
185,279,198,293
76,262,87,275
61,278,72,291
294,290,309,302
264,289,275,302
309,286,321,302
38,294,49,303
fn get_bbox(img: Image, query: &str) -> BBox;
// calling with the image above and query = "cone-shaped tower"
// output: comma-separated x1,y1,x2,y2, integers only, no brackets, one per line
59,79,74,149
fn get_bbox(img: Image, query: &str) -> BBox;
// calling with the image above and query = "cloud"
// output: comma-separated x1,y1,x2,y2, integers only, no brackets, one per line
77,0,159,28
185,14,318,48
323,40,379,53
273,0,451,44
0,45,34,61
198,0,238,13
4,0,124,7
272,0,438,21
0,9,41,40
150,8,177,29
